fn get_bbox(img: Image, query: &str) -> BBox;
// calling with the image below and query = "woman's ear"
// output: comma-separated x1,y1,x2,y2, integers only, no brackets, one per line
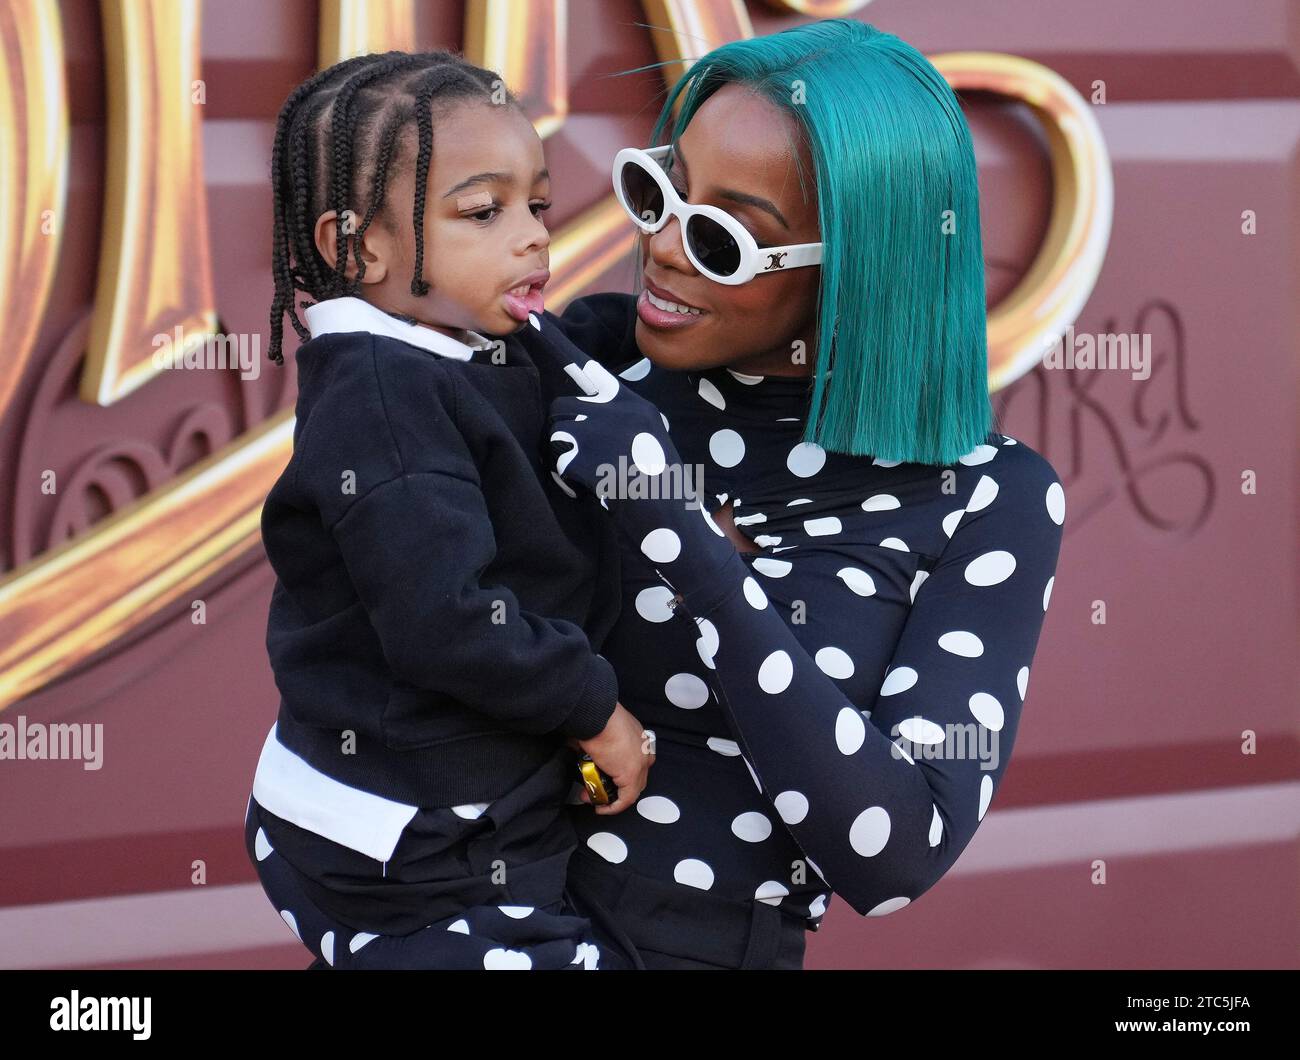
312,209,390,284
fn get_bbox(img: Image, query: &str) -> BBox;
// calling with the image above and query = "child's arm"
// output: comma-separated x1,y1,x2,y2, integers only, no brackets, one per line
328,471,617,739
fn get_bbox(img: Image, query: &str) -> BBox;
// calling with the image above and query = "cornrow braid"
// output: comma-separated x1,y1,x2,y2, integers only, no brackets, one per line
266,50,520,365
287,89,338,302
349,107,410,288
326,54,429,292
268,54,382,362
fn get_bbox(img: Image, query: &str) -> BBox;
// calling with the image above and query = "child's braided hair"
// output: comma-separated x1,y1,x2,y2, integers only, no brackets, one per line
267,50,521,364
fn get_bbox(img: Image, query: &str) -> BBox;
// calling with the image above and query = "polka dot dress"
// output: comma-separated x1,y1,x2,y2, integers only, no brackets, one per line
549,297,1066,933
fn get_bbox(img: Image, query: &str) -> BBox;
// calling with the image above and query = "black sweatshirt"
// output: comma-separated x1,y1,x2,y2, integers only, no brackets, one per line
261,298,622,808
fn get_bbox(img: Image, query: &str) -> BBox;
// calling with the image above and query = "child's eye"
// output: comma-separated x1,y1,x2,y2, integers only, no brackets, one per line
464,200,550,224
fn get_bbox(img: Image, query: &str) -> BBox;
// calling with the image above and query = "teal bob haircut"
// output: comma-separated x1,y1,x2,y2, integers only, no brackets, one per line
644,19,993,466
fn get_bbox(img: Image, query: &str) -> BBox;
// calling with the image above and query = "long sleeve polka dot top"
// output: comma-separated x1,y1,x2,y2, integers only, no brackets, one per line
543,294,1066,928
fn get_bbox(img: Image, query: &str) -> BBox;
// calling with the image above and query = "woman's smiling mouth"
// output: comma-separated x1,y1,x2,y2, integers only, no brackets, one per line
638,277,708,329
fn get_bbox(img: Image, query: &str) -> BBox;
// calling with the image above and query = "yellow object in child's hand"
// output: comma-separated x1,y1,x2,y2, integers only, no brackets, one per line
577,754,617,805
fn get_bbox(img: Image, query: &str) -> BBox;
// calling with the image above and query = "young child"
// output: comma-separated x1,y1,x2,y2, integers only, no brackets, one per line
243,50,651,970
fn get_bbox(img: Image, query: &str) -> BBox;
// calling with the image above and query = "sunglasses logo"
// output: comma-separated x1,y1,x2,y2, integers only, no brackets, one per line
764,252,788,271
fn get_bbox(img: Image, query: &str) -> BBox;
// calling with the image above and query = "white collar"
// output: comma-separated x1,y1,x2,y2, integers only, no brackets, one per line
303,296,494,361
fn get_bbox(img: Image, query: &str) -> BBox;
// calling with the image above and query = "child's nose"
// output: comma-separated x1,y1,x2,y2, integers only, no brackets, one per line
518,210,550,253
514,202,551,247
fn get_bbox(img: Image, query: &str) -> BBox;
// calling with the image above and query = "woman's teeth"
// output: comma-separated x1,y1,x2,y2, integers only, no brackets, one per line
646,290,702,315
509,283,533,296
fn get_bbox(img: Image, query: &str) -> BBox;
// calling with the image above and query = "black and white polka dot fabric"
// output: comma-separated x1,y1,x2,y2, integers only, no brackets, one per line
521,300,1065,935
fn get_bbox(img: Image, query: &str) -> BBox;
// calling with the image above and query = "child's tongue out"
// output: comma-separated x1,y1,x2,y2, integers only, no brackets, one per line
503,283,545,321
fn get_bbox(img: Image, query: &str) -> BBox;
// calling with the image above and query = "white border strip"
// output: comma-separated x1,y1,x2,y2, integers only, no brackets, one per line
947,779,1300,874
0,882,291,969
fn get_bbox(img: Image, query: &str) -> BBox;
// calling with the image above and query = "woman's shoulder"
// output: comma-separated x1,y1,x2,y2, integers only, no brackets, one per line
850,432,1061,513
956,432,1059,481
547,292,640,371
946,432,1066,535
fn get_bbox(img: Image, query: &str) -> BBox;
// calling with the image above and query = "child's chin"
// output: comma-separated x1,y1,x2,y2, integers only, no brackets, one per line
479,310,531,337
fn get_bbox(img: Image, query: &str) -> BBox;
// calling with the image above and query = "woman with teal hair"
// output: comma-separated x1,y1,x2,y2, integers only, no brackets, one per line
521,17,1065,968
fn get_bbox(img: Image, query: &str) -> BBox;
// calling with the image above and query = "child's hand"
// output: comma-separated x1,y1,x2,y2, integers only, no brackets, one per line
575,702,655,815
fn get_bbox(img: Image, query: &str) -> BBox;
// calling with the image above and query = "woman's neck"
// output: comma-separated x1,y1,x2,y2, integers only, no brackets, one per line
693,360,820,423
726,334,819,379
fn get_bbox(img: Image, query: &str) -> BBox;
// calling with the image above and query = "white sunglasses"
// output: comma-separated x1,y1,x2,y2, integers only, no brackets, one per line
611,145,823,285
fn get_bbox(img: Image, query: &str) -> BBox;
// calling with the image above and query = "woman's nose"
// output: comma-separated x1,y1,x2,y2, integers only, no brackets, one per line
647,214,694,275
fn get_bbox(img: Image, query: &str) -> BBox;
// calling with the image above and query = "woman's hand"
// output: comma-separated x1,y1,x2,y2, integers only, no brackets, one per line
513,311,684,500
513,313,746,623
547,383,682,503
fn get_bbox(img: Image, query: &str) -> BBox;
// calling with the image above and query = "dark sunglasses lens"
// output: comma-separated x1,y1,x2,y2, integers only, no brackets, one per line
621,161,664,224
686,215,741,277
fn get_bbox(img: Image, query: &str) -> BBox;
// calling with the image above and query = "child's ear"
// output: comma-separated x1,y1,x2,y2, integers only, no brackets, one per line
312,209,390,285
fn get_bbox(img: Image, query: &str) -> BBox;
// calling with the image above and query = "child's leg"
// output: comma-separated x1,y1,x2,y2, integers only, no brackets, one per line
245,792,598,969
242,746,603,969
